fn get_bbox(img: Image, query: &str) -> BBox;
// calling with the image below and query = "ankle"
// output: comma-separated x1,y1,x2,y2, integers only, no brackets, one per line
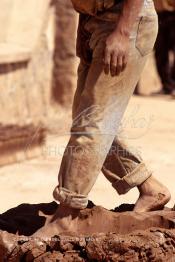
137,176,154,195
137,176,170,200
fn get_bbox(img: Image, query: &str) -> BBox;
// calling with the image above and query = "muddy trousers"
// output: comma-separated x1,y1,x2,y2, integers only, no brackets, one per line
53,5,158,209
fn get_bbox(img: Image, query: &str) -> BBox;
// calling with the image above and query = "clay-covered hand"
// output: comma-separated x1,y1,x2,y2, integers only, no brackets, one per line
104,31,129,77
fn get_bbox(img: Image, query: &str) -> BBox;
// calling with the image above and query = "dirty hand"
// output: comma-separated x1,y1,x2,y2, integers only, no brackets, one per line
104,31,130,77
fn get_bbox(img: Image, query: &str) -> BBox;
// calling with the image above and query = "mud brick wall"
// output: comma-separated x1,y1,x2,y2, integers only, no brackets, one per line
0,124,46,166
0,0,78,126
0,43,52,125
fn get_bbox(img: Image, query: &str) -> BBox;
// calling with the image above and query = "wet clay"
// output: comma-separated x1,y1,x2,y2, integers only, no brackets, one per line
0,202,175,261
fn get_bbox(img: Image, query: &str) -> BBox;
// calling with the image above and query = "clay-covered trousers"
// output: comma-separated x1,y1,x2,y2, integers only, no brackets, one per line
53,0,158,209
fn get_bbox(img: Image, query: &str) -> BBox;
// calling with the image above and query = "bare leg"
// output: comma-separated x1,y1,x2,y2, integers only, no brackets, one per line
134,176,171,212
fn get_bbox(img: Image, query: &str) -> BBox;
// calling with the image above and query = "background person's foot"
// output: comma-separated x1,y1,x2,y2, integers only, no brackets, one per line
134,176,171,212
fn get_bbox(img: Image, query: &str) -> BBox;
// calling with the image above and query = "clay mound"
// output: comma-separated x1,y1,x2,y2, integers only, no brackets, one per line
0,203,175,261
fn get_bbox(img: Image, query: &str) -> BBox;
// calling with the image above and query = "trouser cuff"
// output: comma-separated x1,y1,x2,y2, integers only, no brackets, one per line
112,163,152,195
53,186,88,209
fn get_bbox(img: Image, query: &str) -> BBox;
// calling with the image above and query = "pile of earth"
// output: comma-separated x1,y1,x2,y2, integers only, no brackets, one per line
0,202,175,261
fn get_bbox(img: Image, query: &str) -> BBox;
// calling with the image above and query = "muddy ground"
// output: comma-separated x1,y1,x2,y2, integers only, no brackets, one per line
0,203,175,261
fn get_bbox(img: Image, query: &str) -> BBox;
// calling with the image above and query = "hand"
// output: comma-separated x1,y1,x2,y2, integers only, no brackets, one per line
104,31,130,77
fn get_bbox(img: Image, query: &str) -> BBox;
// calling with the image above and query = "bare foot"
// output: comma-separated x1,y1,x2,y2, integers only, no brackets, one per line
32,205,80,240
134,176,171,212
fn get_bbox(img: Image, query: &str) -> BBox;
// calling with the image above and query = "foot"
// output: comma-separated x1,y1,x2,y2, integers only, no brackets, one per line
32,205,80,240
134,176,171,212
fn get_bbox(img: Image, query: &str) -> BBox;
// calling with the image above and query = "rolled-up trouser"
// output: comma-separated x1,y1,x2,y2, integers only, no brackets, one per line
53,0,158,209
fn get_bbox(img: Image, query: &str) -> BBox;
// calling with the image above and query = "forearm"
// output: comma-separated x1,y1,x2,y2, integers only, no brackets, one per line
104,0,145,76
115,0,144,37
